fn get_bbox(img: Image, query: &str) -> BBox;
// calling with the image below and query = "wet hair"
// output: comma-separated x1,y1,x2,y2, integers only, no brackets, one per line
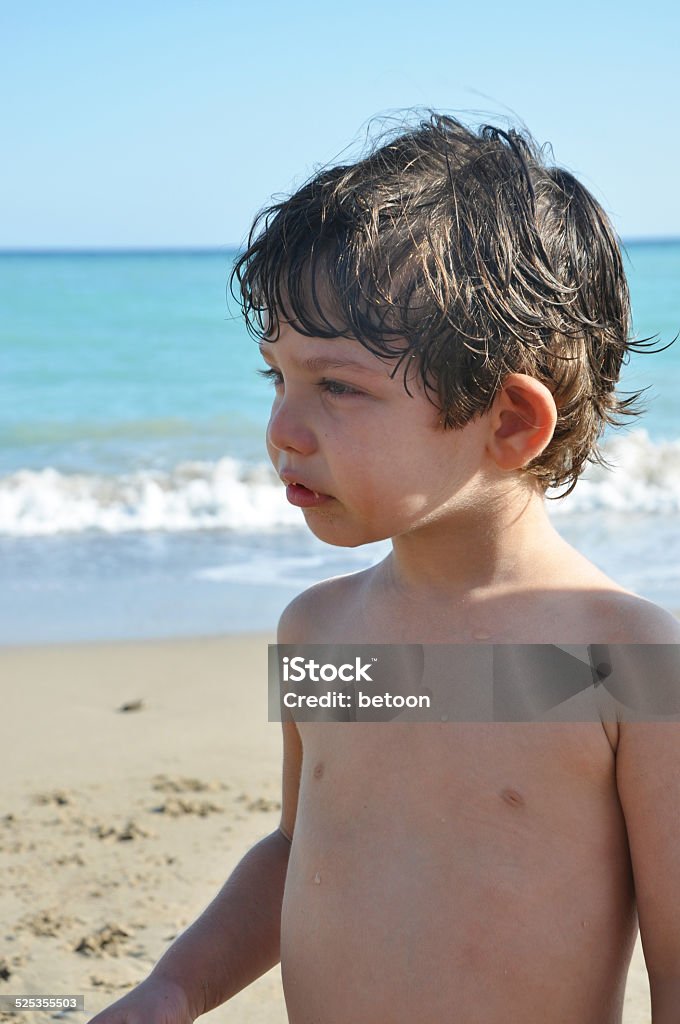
231,112,668,497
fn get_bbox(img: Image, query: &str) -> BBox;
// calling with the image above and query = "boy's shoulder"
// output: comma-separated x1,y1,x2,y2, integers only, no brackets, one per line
547,545,680,642
278,567,680,645
587,590,680,644
577,589,680,643
277,568,374,644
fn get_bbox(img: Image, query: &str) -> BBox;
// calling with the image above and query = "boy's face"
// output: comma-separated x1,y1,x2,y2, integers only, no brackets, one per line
261,322,493,548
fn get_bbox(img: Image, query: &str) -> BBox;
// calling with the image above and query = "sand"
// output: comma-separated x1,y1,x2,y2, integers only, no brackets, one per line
0,634,651,1023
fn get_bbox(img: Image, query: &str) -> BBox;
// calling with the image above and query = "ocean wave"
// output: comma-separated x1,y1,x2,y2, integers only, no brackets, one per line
548,431,680,515
0,457,298,535
1,431,679,536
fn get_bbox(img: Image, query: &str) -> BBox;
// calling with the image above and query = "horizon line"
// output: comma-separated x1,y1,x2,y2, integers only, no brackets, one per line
0,245,241,255
0,236,679,255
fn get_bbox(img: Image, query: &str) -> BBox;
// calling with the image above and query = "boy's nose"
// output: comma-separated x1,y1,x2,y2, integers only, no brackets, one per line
266,396,317,456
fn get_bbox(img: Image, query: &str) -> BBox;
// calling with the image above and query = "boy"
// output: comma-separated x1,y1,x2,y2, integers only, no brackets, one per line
91,114,680,1023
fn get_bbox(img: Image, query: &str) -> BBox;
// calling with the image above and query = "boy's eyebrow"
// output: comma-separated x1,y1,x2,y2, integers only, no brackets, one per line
258,344,387,378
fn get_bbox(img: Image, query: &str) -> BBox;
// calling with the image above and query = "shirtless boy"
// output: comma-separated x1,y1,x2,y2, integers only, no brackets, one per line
91,114,680,1023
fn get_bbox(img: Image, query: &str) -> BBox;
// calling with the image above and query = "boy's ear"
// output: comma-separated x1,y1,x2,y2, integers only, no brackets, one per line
485,374,557,471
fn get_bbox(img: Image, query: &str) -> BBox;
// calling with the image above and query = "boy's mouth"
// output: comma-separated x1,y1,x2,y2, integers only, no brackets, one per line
284,480,333,509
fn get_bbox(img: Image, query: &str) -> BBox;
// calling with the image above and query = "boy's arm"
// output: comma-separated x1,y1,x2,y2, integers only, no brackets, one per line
151,718,301,1011
614,626,680,1023
88,751,300,1024
90,736,301,1022
149,599,306,1017
88,601,306,1023
147,826,292,1017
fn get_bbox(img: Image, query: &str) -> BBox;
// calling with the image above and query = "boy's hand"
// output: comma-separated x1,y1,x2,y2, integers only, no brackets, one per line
86,975,197,1024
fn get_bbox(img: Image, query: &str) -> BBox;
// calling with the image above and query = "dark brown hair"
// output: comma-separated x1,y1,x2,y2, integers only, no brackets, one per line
231,112,667,497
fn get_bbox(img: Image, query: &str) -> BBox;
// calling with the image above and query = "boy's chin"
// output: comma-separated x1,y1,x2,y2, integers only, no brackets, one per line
302,511,389,549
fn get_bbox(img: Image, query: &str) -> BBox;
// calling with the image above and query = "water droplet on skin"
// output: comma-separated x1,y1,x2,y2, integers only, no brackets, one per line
313,871,321,885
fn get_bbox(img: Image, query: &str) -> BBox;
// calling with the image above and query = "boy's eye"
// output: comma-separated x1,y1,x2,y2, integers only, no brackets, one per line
317,378,362,397
256,367,362,398
257,367,284,387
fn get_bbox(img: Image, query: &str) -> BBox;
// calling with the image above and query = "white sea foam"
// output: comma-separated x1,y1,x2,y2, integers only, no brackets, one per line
1,431,679,537
547,431,680,515
0,457,298,536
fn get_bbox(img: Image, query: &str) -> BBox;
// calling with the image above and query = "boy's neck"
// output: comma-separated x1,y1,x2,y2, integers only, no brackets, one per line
385,487,572,601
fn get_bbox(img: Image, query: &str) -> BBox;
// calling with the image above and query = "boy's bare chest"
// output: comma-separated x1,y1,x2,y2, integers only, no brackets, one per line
296,719,618,843
282,721,635,1024
294,718,625,894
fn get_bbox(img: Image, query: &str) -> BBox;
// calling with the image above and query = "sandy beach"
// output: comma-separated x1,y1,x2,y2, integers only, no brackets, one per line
0,634,652,1023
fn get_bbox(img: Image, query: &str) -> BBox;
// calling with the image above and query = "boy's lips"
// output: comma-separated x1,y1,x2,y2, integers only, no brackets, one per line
279,471,333,508
285,483,333,508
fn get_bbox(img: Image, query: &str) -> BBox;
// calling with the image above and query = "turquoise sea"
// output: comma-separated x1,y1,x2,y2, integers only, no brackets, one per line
1,245,679,644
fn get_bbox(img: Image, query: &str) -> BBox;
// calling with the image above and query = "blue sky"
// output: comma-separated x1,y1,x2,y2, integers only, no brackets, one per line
3,0,678,248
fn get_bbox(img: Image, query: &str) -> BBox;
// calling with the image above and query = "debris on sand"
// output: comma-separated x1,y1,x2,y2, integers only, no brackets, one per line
74,923,132,957
151,797,223,818
32,790,73,806
151,774,225,793
92,819,155,841
117,699,145,713
20,909,72,937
